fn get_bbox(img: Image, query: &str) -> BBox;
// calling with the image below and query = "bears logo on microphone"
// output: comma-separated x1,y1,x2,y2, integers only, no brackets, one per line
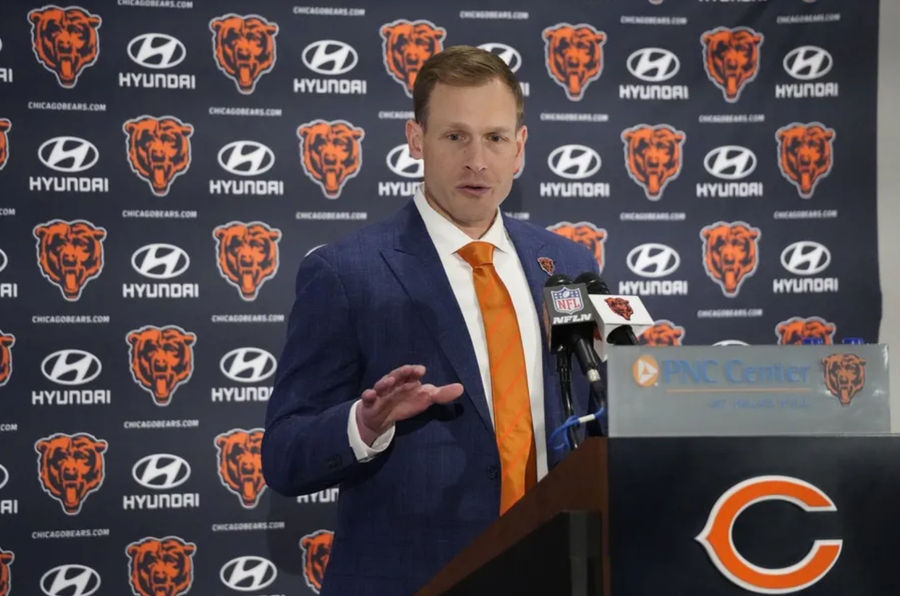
542,23,606,101
700,221,760,297
701,27,763,102
28,5,101,88
213,221,281,300
622,124,685,200
215,428,266,508
298,120,364,199
775,316,835,345
34,219,106,301
605,297,634,321
127,325,196,406
0,331,14,388
0,119,10,170
546,222,606,272
35,432,107,515
210,14,278,94
776,122,835,198
380,20,445,97
126,536,196,596
300,530,334,594
123,115,193,197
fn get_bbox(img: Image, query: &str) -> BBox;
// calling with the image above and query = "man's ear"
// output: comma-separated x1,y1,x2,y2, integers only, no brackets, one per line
515,125,528,170
405,119,424,159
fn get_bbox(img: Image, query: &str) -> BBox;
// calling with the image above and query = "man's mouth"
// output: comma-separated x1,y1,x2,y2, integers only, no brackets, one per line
457,184,490,194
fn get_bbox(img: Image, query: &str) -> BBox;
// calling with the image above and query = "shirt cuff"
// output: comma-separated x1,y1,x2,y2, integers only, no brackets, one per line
348,400,395,462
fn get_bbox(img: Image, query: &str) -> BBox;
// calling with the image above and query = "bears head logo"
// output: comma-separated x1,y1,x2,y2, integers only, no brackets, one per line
34,219,106,301
639,320,685,346
297,120,364,199
0,119,10,170
123,115,193,197
28,5,101,88
0,548,12,596
622,124,685,200
543,23,606,101
701,27,763,102
126,536,196,596
700,221,760,297
0,331,14,388
299,530,334,594
822,353,866,406
776,123,835,198
546,221,607,271
210,14,278,94
213,221,281,300
35,432,107,515
605,297,634,321
776,316,836,345
127,325,196,406
380,19,446,97
215,428,266,508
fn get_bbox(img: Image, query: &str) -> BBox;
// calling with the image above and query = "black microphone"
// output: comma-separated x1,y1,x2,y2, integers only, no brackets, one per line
541,276,604,391
574,272,639,345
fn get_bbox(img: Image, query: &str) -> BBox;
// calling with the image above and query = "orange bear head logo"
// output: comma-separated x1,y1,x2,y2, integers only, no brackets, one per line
35,432,107,515
298,120,365,199
28,5,101,88
700,221,760,297
775,316,836,345
0,548,12,596
0,119,10,170
701,27,763,102
776,123,835,198
622,124,685,200
127,325,196,406
126,536,196,596
0,331,14,388
380,19,446,97
123,115,193,197
34,219,106,301
822,353,866,406
639,320,685,346
213,221,281,300
543,23,606,101
605,297,634,321
215,428,266,508
546,221,607,272
299,530,334,594
210,13,278,94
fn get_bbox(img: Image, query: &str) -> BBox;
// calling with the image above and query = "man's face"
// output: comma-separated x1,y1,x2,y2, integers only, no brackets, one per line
406,79,526,236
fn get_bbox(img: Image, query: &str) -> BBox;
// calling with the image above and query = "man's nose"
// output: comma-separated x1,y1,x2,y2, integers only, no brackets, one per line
463,141,487,172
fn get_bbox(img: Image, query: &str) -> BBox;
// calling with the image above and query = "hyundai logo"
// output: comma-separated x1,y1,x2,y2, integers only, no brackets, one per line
780,241,831,276
0,464,8,490
713,339,750,346
783,46,833,81
40,564,101,596
131,243,190,279
478,42,522,73
547,145,601,180
41,350,101,386
302,40,358,75
218,141,275,177
220,556,277,591
703,145,757,180
626,243,680,278
38,137,99,173
220,348,277,383
626,47,679,82
132,453,191,490
386,144,423,178
0,248,6,274
127,33,186,69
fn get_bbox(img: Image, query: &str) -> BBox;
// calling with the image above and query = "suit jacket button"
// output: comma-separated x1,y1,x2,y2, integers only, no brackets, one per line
487,465,499,480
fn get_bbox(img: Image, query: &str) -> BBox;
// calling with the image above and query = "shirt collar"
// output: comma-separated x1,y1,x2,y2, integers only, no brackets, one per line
413,185,512,258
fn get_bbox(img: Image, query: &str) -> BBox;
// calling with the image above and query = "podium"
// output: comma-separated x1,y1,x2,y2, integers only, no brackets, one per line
417,345,898,595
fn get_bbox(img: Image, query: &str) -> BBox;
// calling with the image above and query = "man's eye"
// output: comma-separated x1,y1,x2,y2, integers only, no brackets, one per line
447,133,460,141
489,135,502,142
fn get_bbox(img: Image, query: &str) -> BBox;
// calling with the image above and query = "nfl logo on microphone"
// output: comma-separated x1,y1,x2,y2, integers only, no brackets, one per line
552,287,584,314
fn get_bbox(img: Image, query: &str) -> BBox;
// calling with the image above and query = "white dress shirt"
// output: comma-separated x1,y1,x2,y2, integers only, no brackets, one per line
348,186,549,480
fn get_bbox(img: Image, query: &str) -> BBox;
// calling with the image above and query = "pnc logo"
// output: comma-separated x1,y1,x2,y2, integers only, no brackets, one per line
386,144,423,178
40,564,101,596
38,136,99,173
703,145,757,180
478,42,522,72
783,46,832,80
547,144,601,180
210,14,279,94
28,5,101,88
380,19,446,97
627,243,680,278
220,348,277,383
543,23,606,101
780,241,830,276
626,47,680,82
41,349,101,385
217,141,275,177
632,355,659,387
132,454,191,490
127,33,186,69
219,556,277,591
696,476,841,594
302,39,358,75
132,244,190,280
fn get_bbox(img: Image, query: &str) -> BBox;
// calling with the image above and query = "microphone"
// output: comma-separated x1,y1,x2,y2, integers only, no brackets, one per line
541,276,604,390
573,273,654,352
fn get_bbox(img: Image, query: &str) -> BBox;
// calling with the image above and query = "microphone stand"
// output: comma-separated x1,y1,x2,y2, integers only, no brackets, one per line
554,345,581,450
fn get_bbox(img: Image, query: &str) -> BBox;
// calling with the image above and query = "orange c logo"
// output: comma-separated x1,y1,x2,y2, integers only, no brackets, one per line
696,476,841,594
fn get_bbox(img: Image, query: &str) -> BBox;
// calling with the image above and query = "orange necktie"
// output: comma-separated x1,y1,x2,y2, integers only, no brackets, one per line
458,241,537,515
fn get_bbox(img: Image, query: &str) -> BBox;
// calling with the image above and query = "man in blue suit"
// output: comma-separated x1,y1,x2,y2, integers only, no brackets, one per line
262,46,598,594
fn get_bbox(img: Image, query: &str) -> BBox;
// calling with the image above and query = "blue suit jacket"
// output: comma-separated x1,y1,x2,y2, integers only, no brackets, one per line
262,201,598,595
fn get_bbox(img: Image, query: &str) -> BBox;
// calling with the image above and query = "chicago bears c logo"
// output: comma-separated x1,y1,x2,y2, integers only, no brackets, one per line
547,221,606,271
0,548,11,596
35,432,107,515
126,536,196,596
34,219,106,301
700,221,760,297
127,325,196,406
0,119,10,170
622,124,685,200
299,530,334,594
213,221,281,300
776,123,835,198
380,19,446,97
123,115,193,197
0,331,13,388
542,23,606,101
822,353,866,406
298,120,364,199
28,5,101,88
639,320,685,346
215,428,266,509
605,297,634,321
701,27,763,102
210,14,278,94
776,316,836,345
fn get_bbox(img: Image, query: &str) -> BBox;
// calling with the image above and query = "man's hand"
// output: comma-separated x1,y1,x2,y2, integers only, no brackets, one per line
356,364,463,446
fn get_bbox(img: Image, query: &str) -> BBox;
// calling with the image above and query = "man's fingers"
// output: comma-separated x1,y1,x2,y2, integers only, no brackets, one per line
421,383,464,404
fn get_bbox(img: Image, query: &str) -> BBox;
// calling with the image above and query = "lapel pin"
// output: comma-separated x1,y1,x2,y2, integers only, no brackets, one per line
537,257,555,276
